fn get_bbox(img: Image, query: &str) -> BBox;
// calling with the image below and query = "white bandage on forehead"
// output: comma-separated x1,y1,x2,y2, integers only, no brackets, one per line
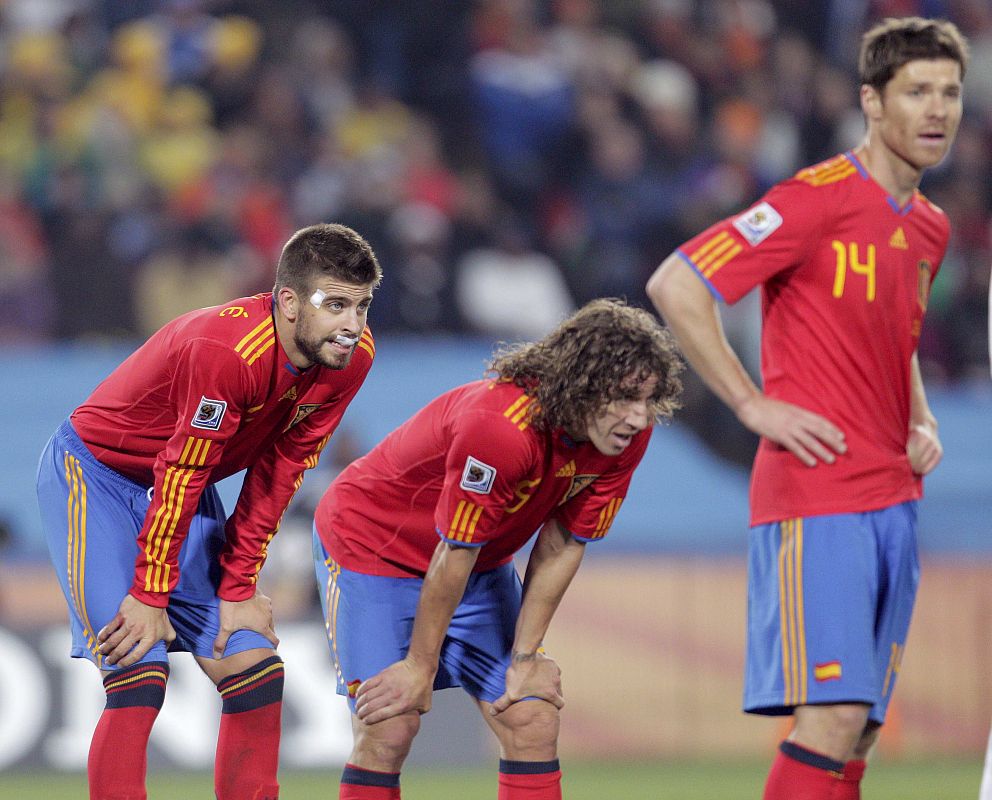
309,289,327,308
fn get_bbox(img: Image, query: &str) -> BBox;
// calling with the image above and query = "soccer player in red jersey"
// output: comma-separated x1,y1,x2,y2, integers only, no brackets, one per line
647,17,967,800
36,223,381,800
312,299,684,800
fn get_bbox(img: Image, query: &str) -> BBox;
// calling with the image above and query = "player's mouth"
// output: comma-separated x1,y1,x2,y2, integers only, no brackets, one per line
611,430,635,448
329,334,358,352
918,131,946,144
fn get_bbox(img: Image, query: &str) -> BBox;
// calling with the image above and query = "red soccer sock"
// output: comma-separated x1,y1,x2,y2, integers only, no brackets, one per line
214,655,284,800
339,763,401,799
835,759,867,800
498,759,562,800
763,741,845,800
88,661,169,800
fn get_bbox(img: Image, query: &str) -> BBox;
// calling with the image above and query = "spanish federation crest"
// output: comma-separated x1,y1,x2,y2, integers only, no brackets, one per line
286,403,322,430
559,474,598,505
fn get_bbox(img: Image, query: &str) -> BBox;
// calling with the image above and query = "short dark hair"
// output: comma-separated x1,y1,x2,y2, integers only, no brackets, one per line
859,17,969,91
488,298,684,433
274,223,382,295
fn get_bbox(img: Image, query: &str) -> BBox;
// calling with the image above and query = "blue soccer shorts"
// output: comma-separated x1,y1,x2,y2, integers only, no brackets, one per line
312,527,522,711
744,501,919,724
36,420,274,670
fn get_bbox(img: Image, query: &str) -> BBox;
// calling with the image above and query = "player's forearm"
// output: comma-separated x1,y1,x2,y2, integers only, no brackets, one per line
218,452,310,601
406,540,478,668
647,254,760,416
908,352,937,431
513,521,585,656
132,464,214,606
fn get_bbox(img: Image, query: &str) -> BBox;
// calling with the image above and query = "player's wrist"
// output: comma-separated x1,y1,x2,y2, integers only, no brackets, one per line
511,650,539,663
128,587,169,609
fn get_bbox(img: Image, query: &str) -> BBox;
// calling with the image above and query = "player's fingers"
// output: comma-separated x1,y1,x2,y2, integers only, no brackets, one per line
117,637,153,668
783,437,817,468
103,634,137,665
795,432,838,465
354,675,382,700
356,699,393,724
98,627,129,655
97,614,124,644
489,693,513,715
212,629,232,660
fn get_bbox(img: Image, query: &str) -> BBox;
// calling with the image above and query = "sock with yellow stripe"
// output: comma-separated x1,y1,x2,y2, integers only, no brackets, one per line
763,741,845,800
89,661,169,800
498,759,562,799
214,655,284,800
339,763,401,798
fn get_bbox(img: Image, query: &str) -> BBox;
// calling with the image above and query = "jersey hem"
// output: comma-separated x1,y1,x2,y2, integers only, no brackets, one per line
749,491,921,526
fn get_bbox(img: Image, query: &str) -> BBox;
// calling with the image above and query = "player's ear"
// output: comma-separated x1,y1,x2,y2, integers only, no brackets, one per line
860,83,883,122
276,286,300,322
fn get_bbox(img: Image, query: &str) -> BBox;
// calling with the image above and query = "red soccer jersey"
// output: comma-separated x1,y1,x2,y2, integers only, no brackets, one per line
315,380,650,577
71,293,375,605
677,152,948,524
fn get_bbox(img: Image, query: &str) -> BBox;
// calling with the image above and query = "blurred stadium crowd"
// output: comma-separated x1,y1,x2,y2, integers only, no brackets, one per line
1,0,990,382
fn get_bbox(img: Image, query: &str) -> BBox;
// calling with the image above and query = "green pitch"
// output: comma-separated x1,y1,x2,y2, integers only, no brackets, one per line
0,759,982,798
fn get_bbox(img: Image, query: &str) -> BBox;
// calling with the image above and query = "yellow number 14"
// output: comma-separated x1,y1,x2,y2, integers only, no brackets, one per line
831,240,876,301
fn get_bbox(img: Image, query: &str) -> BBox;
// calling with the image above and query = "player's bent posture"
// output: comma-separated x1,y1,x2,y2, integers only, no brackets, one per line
313,299,683,800
647,17,967,800
37,223,381,800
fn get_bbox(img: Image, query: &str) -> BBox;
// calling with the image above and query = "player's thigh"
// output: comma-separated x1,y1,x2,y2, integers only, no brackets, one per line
868,500,919,721
313,530,424,710
37,423,164,666
745,515,883,714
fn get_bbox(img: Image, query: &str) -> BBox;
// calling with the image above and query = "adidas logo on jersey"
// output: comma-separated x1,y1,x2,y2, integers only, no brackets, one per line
280,386,298,401
889,227,908,250
556,460,576,477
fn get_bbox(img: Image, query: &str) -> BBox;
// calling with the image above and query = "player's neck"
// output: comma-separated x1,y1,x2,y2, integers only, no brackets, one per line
852,141,922,207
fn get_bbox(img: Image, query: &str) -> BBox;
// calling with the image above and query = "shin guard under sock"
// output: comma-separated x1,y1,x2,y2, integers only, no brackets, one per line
89,661,169,800
214,655,284,800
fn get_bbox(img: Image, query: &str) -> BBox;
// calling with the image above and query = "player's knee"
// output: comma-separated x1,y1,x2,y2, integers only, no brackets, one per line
824,704,871,739
795,702,870,753
493,700,561,754
352,711,420,767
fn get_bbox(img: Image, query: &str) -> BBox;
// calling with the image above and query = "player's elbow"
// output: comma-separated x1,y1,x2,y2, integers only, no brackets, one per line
647,255,709,328
646,253,684,317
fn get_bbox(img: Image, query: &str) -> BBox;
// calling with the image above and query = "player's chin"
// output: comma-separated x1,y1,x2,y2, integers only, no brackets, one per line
317,344,353,370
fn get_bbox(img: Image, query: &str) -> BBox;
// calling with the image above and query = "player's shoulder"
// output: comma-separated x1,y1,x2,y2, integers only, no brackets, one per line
173,293,275,349
912,189,947,220
789,153,861,190
909,189,951,245
447,380,542,439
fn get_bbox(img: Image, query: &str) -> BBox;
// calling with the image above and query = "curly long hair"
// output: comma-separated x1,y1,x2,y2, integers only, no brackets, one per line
488,298,684,433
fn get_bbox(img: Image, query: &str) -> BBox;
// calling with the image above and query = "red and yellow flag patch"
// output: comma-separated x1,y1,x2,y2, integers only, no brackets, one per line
814,661,842,682
346,679,362,698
